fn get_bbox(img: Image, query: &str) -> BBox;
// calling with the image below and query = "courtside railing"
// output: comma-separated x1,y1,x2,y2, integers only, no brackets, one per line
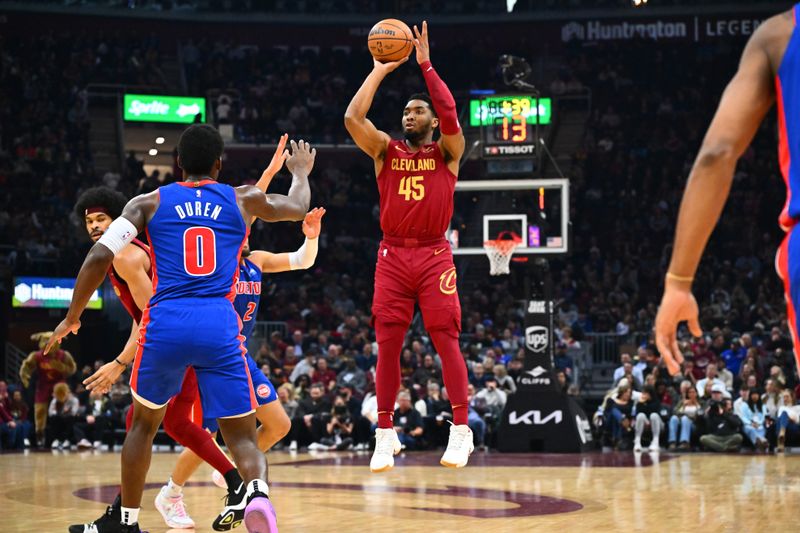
584,332,652,368
249,321,289,354
5,342,27,382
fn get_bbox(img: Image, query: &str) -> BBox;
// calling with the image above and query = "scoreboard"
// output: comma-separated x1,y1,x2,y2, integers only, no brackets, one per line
469,95,551,159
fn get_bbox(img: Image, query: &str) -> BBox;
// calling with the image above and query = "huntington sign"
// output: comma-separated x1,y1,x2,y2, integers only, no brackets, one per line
124,94,206,124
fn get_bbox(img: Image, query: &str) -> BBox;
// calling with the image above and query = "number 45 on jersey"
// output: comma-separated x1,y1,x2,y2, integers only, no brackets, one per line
398,175,425,201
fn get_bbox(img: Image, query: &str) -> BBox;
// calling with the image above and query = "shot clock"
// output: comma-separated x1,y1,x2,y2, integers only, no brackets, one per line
469,94,551,159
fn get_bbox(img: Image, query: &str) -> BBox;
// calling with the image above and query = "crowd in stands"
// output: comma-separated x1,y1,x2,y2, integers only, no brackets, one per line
185,33,495,146
3,13,800,454
1,323,528,452
595,330,800,453
24,0,785,15
0,31,170,276
1,365,132,451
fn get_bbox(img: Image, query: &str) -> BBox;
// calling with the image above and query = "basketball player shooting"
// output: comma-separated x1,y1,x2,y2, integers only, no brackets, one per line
655,5,800,399
344,21,472,472
47,124,313,533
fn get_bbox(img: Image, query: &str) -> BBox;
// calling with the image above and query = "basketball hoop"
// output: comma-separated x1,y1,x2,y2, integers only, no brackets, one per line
484,231,522,275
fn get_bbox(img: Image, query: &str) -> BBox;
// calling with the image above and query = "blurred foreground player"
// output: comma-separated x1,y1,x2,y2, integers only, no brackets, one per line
656,5,800,397
50,124,313,533
345,21,472,472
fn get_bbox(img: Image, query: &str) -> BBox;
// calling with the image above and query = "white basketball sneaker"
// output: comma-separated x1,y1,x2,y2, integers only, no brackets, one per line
370,428,402,473
154,485,195,529
440,424,474,468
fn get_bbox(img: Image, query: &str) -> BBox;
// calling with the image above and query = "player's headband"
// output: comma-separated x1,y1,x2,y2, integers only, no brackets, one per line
85,206,110,216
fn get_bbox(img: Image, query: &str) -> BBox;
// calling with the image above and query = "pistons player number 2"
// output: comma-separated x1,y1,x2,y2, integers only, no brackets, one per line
183,226,217,276
242,302,256,322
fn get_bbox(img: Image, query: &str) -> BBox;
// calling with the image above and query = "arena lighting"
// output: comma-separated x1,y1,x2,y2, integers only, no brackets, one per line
155,137,165,144
633,0,648,6
148,148,158,156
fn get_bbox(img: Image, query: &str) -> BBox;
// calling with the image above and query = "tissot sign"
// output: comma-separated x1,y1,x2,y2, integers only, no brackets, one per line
562,15,765,43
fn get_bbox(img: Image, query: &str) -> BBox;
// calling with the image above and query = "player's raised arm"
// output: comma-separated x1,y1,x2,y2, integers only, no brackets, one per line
249,134,289,226
655,18,778,375
413,21,465,163
344,57,407,159
45,192,158,353
253,134,289,194
249,207,325,273
242,139,313,222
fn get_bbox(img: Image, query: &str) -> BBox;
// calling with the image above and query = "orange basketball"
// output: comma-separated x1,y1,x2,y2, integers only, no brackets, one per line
368,19,413,63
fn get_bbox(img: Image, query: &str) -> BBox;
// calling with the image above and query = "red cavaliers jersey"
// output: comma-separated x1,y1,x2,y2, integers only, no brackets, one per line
107,238,152,323
376,140,457,240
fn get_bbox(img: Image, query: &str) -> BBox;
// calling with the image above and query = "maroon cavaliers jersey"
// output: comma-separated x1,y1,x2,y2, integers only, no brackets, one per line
376,140,457,240
107,238,151,323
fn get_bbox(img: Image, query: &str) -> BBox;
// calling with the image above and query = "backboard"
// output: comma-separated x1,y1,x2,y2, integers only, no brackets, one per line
448,179,569,256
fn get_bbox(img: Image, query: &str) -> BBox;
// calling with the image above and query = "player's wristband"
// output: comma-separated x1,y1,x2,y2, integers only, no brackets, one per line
113,357,128,367
97,217,137,256
288,237,319,270
666,272,694,283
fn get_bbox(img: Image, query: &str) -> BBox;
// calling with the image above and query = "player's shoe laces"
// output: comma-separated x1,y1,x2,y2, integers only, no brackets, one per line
154,485,195,529
244,492,278,533
370,428,402,473
440,424,474,468
213,482,247,531
68,494,121,533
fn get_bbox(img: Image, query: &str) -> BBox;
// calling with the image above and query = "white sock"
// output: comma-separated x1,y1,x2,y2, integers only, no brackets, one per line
121,506,139,525
166,477,183,497
245,479,270,500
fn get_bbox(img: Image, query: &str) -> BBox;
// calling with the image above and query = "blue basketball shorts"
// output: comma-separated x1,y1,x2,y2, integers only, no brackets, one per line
130,298,257,420
203,353,277,433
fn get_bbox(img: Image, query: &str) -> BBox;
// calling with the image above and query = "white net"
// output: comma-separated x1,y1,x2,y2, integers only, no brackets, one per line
484,240,520,276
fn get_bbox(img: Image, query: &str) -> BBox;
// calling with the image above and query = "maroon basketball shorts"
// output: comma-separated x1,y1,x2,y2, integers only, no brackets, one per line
372,239,461,332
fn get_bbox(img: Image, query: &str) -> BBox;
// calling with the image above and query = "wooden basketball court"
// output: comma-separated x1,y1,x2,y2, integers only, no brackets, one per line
3,450,797,532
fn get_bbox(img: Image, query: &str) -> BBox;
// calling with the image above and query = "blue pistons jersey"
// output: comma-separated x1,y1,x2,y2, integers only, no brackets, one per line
147,180,247,305
234,257,262,339
132,179,258,420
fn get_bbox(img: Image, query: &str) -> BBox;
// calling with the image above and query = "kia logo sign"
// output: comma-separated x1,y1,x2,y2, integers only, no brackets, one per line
508,410,563,425
526,326,548,353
